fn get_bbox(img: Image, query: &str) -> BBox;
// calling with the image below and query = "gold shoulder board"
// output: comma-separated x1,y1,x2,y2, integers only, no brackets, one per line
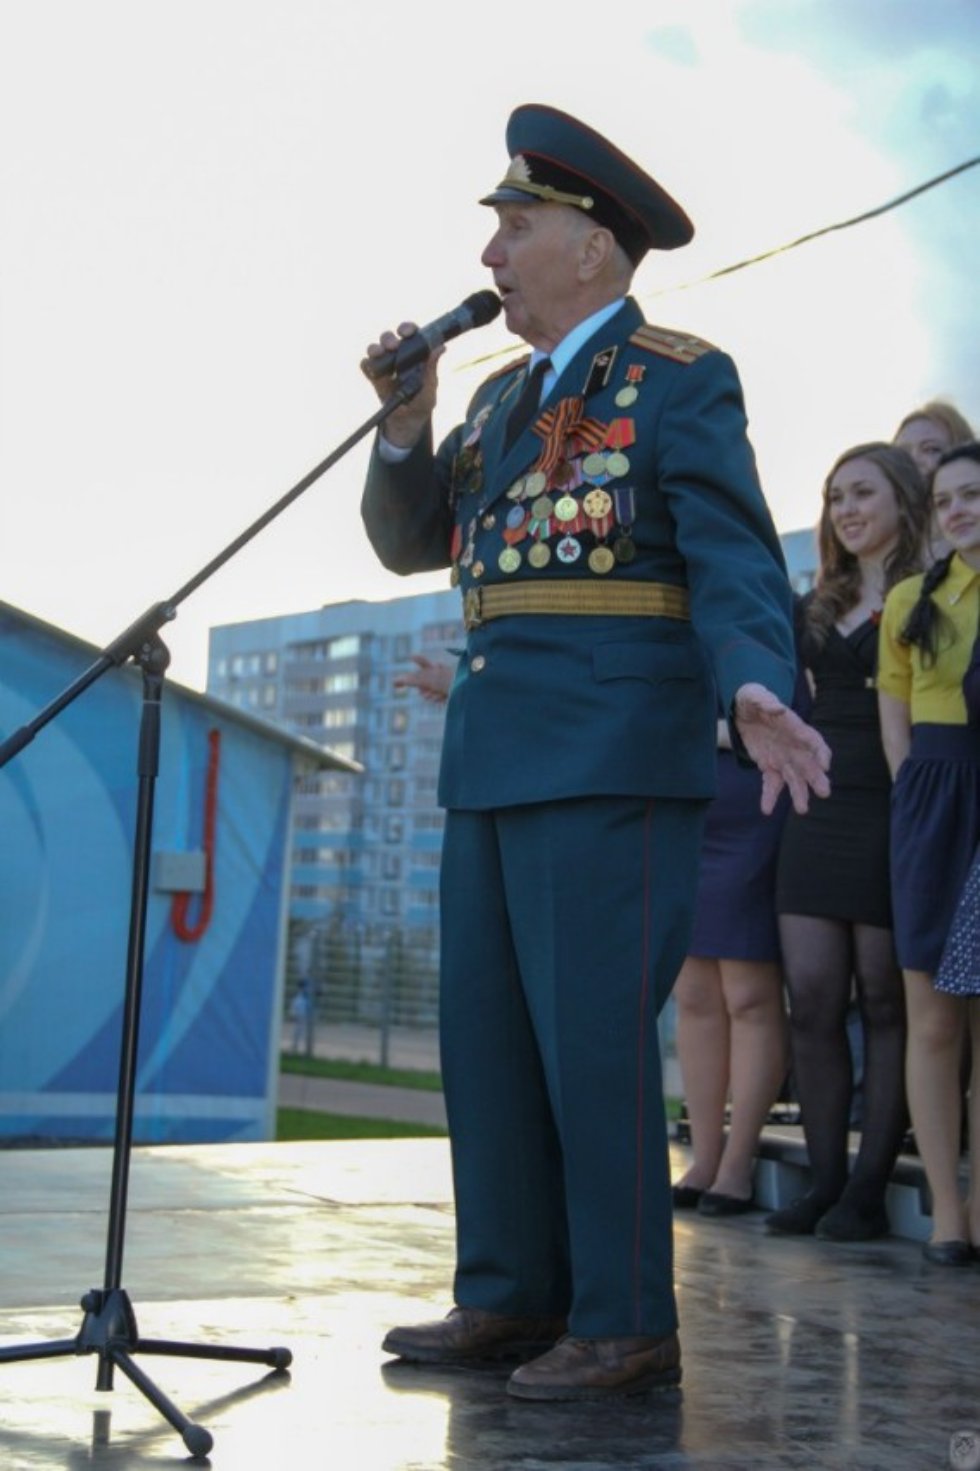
630,324,716,365
483,353,530,385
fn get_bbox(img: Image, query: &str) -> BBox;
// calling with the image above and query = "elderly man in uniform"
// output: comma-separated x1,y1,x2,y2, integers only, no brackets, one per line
361,104,829,1402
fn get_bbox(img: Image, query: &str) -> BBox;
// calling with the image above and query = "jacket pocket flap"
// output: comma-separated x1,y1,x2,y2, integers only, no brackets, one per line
593,640,697,684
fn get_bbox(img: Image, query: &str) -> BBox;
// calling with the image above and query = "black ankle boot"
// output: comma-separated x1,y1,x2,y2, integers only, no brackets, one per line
765,1190,839,1236
814,1197,889,1241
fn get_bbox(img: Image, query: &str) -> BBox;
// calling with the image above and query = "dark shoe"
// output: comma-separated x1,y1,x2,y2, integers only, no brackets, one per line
922,1240,972,1266
766,1191,839,1236
698,1190,755,1217
815,1199,889,1242
671,1184,704,1209
381,1306,567,1365
507,1332,682,1402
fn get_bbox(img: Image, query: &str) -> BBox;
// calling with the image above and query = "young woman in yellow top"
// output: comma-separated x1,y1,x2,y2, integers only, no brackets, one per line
878,440,980,1265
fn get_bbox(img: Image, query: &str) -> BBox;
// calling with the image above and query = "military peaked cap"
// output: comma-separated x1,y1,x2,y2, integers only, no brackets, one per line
480,103,694,263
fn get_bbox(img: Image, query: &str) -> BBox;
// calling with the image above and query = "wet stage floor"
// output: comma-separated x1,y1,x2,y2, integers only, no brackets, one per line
0,1139,976,1469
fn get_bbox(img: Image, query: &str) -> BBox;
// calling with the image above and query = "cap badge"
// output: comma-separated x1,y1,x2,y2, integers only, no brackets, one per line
498,152,594,211
506,154,534,184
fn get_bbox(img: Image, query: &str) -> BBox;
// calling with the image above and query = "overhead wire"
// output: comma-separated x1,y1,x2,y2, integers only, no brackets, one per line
461,152,980,370
645,153,980,298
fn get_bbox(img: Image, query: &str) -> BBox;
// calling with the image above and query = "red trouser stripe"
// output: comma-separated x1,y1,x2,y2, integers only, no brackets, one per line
632,799,655,1330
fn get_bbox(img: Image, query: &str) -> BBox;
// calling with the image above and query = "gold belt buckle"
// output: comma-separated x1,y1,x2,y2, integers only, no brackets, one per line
463,587,483,630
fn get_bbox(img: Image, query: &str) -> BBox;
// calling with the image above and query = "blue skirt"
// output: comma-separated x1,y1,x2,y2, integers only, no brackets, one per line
935,844,980,996
890,725,980,974
688,750,786,963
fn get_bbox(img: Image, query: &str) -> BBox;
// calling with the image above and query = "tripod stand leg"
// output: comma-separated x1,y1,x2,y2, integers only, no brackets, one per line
138,1338,292,1370
0,1338,81,1364
110,1346,213,1459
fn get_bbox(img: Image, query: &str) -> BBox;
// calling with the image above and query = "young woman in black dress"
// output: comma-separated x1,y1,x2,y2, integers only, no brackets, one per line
769,443,928,1240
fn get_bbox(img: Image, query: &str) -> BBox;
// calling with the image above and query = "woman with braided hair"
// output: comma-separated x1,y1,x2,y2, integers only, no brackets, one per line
878,440,980,1265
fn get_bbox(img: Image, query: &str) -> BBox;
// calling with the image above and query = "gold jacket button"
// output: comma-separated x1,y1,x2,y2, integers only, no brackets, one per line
471,655,487,673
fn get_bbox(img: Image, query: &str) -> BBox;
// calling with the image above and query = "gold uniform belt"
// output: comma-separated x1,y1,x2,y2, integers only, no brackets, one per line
462,580,690,630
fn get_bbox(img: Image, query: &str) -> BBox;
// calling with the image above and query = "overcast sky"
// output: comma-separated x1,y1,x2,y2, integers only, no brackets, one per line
1,0,978,690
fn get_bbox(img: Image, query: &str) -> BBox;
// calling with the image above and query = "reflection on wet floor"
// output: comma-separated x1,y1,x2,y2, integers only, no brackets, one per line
0,1139,975,1469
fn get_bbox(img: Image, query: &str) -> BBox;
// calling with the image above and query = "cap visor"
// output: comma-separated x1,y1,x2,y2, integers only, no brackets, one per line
478,185,541,207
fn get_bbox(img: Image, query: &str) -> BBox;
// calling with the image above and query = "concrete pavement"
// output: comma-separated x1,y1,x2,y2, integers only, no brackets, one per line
277,1072,447,1129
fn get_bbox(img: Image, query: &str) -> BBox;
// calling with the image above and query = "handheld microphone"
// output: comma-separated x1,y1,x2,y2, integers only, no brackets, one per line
361,290,502,381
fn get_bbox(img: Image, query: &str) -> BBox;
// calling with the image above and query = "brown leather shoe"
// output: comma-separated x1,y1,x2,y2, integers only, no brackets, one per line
381,1306,567,1365
507,1332,681,1400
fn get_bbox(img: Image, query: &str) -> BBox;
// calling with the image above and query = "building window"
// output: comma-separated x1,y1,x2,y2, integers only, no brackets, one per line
386,779,405,806
406,927,438,950
264,651,278,674
323,707,356,729
293,639,329,661
329,635,360,659
389,708,409,734
422,622,464,645
326,671,359,694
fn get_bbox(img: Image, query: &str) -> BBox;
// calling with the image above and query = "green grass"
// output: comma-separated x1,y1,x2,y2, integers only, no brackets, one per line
276,1108,446,1141
278,1051,681,1129
278,1105,678,1140
280,1052,442,1092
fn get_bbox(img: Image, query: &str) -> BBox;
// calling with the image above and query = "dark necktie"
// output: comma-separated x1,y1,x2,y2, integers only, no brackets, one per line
504,357,551,452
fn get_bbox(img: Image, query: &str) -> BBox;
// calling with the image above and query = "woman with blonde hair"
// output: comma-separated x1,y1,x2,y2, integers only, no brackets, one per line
894,400,974,482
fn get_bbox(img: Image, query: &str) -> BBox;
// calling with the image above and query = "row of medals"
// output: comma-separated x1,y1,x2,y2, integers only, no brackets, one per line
454,447,636,582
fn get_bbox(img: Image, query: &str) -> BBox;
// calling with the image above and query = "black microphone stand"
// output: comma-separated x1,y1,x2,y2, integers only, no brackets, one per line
0,372,426,1460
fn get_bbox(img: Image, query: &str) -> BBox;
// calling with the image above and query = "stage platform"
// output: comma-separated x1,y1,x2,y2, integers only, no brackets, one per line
0,1138,975,1469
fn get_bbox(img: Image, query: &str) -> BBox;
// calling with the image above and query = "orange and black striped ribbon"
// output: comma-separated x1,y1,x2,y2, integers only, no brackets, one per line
531,396,607,477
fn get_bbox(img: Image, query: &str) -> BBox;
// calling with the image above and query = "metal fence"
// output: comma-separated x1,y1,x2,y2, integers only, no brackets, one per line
282,967,681,1094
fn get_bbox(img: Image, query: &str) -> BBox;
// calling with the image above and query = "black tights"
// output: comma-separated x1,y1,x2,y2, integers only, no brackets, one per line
778,915,908,1211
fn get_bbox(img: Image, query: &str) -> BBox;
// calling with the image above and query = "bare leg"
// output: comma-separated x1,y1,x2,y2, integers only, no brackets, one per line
967,1000,980,1248
673,957,728,1191
710,959,787,1199
904,971,968,1244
